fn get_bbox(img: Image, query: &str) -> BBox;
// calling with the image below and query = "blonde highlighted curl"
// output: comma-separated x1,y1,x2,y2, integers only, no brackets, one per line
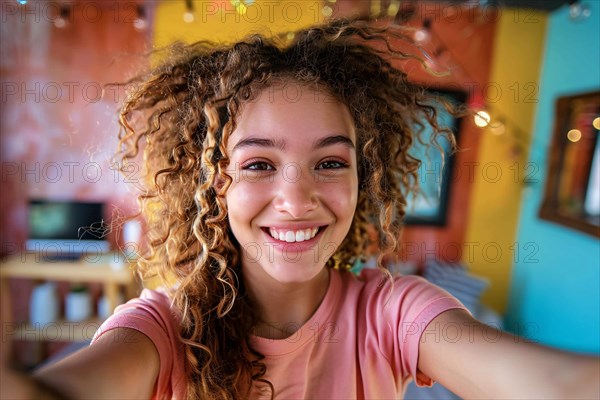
116,18,460,400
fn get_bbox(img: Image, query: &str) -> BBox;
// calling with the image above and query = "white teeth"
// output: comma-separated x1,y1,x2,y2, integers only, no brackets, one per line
267,227,321,242
285,231,295,242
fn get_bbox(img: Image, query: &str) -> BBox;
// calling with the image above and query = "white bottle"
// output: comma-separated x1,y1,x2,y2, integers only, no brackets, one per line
65,286,92,322
29,282,59,327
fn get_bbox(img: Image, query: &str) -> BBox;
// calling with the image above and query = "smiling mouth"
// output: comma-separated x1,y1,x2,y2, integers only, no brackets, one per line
261,226,327,243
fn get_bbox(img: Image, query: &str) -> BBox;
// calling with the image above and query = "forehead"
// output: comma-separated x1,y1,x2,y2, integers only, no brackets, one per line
229,83,356,146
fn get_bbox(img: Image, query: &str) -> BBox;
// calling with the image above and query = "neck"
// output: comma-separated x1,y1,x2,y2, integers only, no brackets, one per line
243,267,330,339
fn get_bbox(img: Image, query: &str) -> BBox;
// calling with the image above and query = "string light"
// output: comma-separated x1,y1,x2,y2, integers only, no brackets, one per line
231,0,255,15
567,129,583,142
322,6,333,17
134,4,147,31
414,18,431,43
474,110,491,128
372,0,559,160
569,0,591,20
183,0,195,23
54,4,71,28
490,120,506,136
593,117,600,130
486,104,535,158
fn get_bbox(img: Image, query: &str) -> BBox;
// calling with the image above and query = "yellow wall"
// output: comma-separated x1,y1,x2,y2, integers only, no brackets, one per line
154,0,324,46
464,10,547,313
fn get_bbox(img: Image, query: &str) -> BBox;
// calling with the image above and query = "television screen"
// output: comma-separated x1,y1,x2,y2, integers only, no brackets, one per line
26,200,110,257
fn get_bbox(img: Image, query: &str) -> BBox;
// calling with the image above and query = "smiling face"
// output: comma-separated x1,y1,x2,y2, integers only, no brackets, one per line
224,83,359,286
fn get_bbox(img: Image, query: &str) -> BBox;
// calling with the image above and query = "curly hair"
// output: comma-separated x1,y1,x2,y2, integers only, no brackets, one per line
115,18,459,400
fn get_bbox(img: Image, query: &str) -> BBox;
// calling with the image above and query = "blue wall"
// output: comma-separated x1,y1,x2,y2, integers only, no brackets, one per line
506,4,600,354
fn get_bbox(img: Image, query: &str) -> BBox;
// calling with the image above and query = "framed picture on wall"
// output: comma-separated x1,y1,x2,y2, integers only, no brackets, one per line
539,90,600,237
404,89,466,226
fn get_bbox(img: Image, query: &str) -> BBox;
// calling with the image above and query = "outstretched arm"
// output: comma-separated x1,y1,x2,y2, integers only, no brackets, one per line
418,309,600,399
1,327,159,400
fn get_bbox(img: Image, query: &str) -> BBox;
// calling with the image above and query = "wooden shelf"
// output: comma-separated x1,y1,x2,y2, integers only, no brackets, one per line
11,318,105,342
1,253,140,344
0,253,134,283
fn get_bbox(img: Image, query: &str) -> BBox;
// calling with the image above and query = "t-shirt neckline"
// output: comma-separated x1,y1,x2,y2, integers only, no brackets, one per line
249,268,342,356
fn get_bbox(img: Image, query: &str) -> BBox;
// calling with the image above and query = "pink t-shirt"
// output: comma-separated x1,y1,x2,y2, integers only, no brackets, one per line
92,268,467,399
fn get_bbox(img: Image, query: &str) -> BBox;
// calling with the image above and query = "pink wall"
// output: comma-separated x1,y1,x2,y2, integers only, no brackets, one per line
1,1,152,255
0,1,152,365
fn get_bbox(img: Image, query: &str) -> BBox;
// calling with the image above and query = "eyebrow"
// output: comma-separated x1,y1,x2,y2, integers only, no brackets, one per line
232,134,355,153
314,135,355,150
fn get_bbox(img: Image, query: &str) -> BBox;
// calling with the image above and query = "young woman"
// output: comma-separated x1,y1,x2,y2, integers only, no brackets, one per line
3,18,599,400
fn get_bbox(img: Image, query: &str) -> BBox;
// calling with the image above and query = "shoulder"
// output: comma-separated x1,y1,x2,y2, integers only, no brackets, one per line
91,288,187,398
338,268,468,343
343,268,468,387
93,288,182,349
335,268,466,334
93,288,179,341
340,267,454,306
123,287,174,310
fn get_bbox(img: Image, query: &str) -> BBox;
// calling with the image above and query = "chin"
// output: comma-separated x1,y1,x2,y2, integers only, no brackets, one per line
264,260,327,284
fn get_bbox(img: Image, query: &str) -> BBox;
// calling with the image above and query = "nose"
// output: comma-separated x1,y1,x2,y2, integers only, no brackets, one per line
273,165,318,218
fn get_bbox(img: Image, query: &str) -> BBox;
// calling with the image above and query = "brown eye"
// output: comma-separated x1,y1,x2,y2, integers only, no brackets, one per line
244,161,274,171
317,160,348,170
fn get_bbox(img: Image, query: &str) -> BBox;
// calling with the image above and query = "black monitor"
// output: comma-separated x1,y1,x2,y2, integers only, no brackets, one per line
26,199,110,258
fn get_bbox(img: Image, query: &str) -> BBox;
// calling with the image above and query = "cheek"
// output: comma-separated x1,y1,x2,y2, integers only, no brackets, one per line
322,180,358,219
228,179,274,203
225,181,271,229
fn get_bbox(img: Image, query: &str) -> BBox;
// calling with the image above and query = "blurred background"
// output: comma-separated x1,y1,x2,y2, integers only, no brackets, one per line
1,0,598,377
